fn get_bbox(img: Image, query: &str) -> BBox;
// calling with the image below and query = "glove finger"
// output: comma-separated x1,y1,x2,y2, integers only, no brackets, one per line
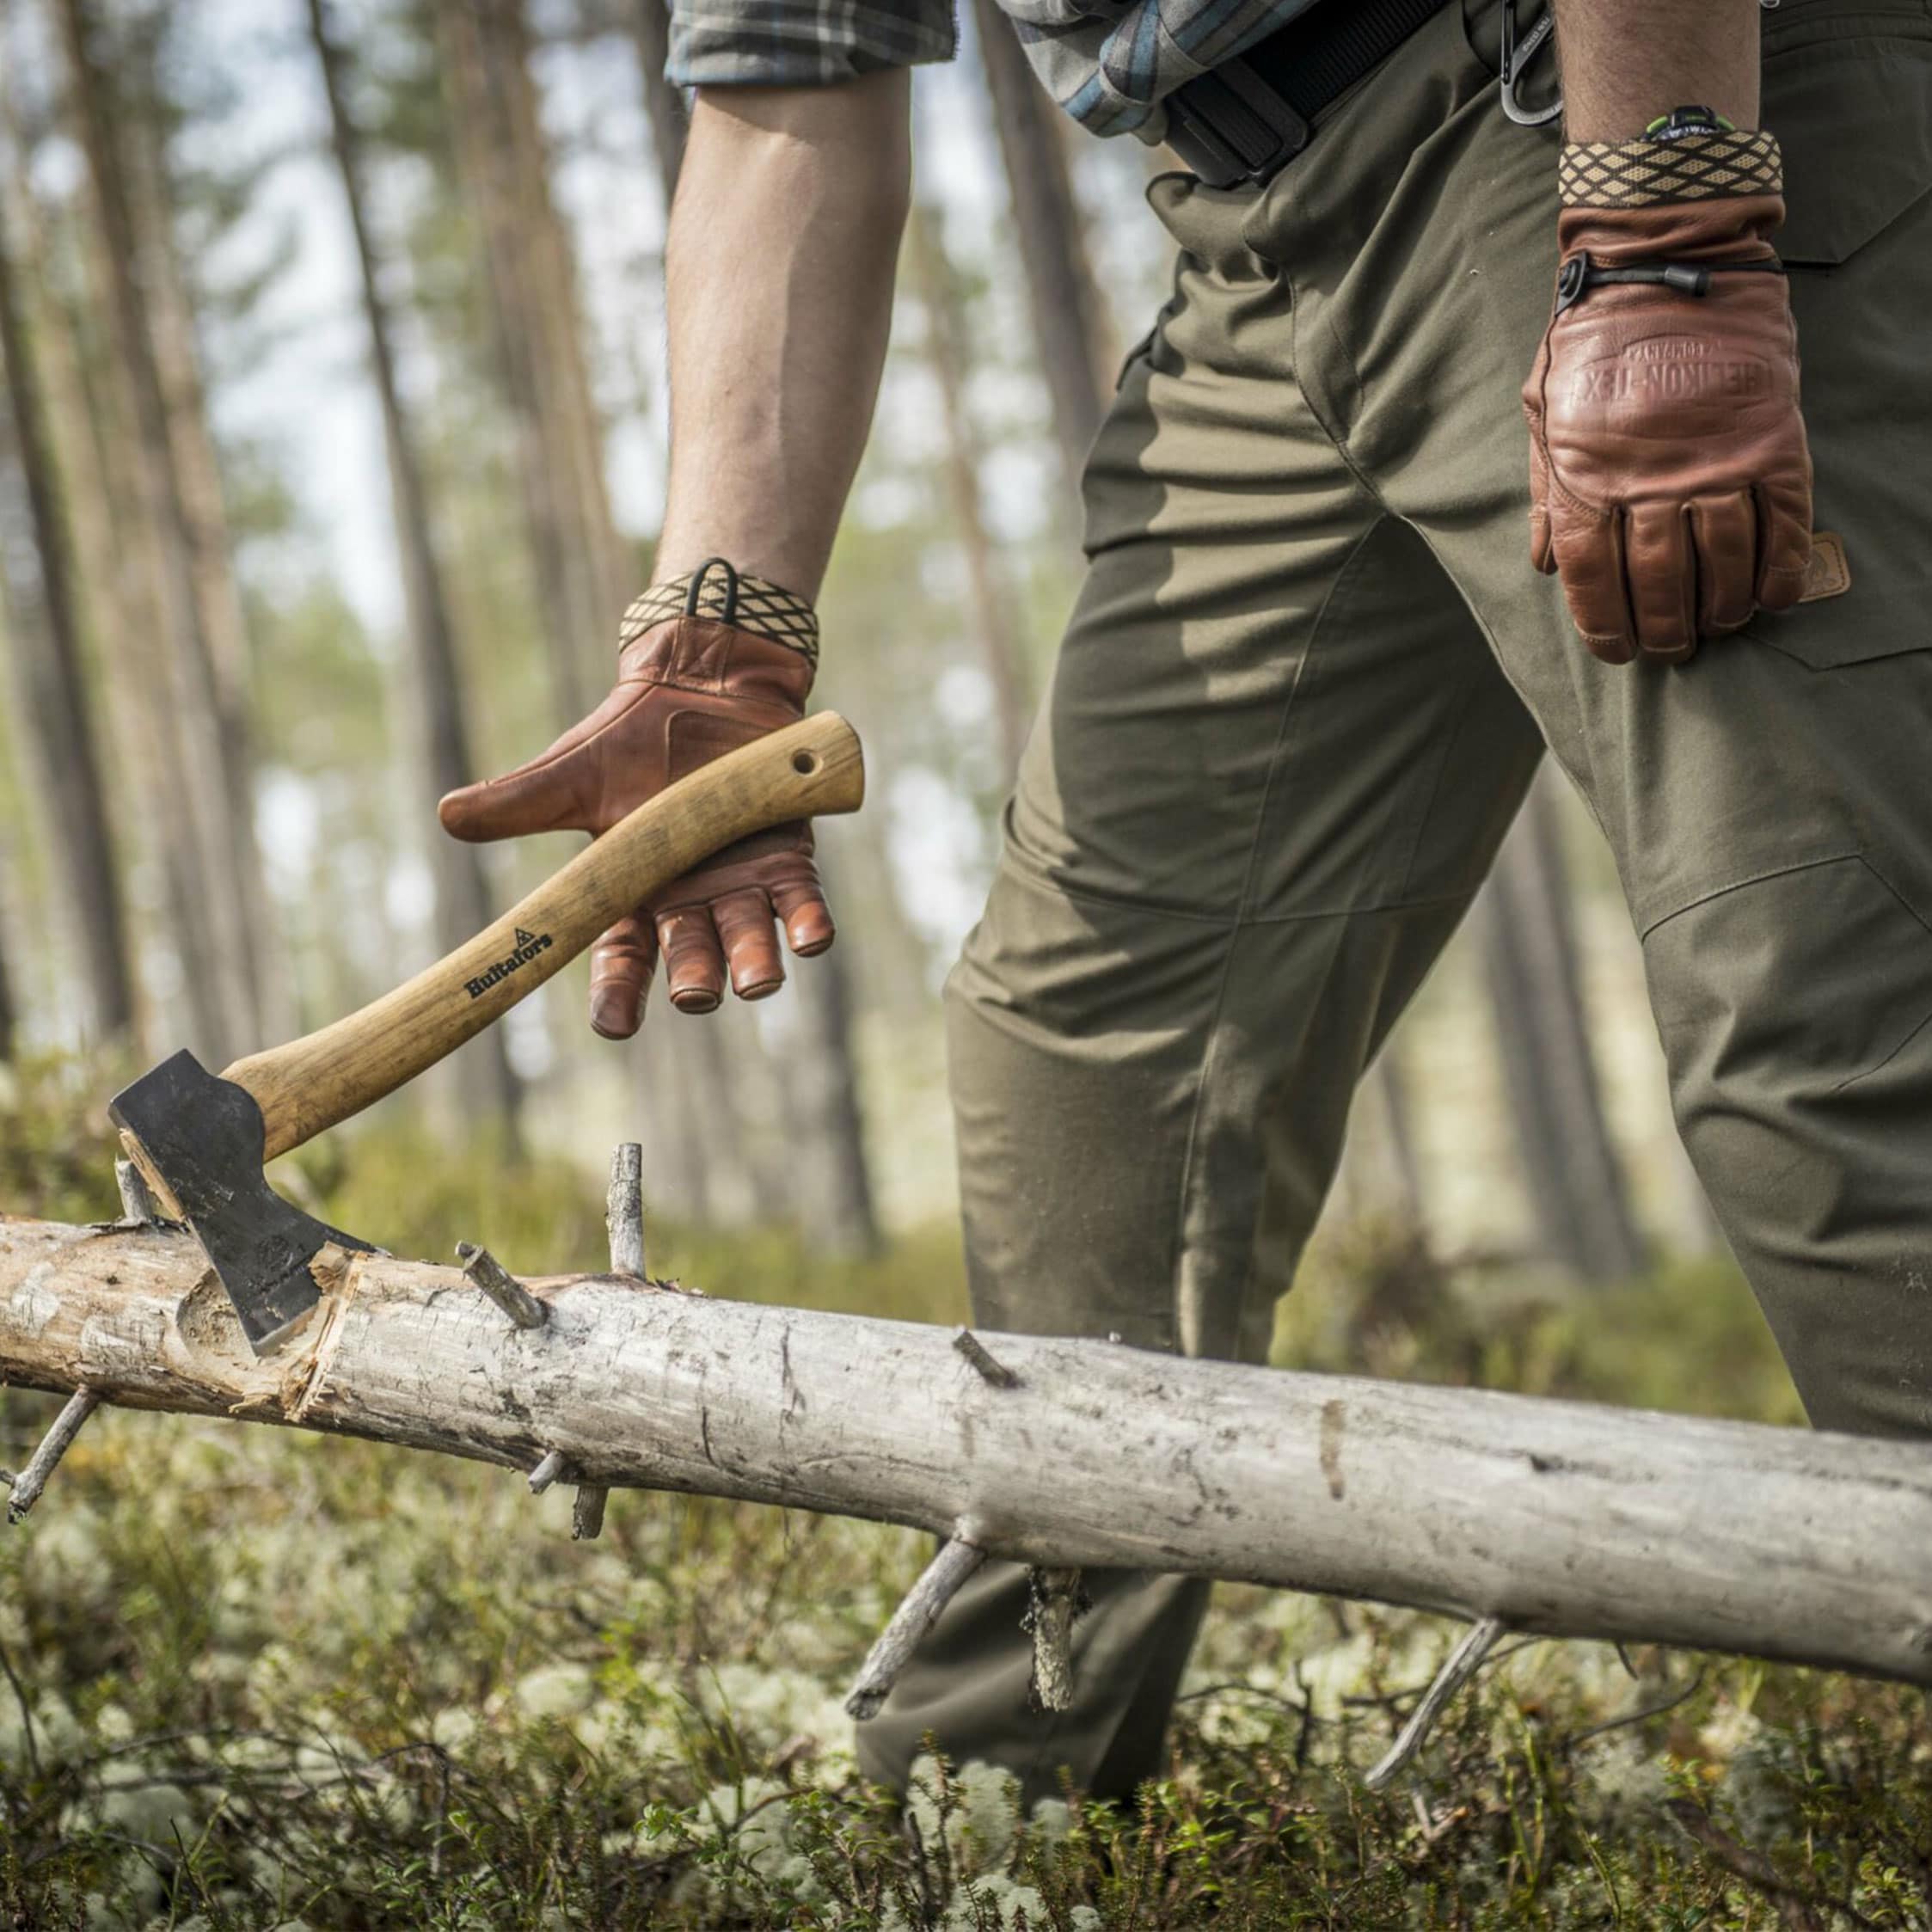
712,887,788,1001
1554,512,1639,665
658,906,727,1015
1624,501,1698,664
438,686,638,842
1687,491,1759,635
588,911,657,1040
770,875,835,957
1754,480,1814,614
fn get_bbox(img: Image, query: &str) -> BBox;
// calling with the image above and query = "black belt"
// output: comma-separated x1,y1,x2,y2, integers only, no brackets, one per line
1164,0,1452,189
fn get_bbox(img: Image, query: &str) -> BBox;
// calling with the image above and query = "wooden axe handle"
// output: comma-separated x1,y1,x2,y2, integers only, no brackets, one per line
224,713,865,1162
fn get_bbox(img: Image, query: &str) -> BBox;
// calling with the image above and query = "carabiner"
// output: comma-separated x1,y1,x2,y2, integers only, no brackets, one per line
1500,3,1563,128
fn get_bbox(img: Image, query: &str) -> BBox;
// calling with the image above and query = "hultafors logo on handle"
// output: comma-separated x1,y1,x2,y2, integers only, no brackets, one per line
466,926,554,1000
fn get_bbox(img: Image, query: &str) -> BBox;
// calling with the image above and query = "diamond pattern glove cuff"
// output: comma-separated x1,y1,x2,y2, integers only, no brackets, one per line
1523,160,1814,665
438,599,831,1040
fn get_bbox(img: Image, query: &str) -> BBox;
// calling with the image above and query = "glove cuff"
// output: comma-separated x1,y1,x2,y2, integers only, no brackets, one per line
620,556,819,666
1559,127,1782,210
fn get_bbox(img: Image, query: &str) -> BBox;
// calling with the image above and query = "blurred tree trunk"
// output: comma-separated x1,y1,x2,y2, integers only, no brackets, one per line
55,0,265,1064
1477,775,1647,1284
7,49,213,1061
787,907,880,1256
0,179,136,1048
309,0,523,1137
907,200,1031,784
972,0,1112,504
0,860,15,1060
434,0,629,727
118,49,289,1045
632,0,686,203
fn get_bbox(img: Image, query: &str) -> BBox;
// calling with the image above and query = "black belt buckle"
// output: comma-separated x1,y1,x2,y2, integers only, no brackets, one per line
1165,61,1312,189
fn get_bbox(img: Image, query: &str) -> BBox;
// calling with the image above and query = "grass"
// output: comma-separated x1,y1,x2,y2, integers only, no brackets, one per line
1,1056,1928,1929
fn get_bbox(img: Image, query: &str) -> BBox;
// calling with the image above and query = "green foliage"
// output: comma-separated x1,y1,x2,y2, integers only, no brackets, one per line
4,1131,1927,1927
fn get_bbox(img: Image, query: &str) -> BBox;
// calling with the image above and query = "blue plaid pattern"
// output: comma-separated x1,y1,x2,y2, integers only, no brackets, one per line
668,0,1328,136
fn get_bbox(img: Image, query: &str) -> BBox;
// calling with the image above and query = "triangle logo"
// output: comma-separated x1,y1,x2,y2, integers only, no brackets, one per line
514,928,537,948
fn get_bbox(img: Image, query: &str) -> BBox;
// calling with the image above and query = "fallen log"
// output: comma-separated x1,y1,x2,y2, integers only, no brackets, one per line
5,1214,1932,1690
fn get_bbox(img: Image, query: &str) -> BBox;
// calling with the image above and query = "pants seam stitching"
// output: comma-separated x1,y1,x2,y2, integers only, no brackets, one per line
1166,517,1389,1339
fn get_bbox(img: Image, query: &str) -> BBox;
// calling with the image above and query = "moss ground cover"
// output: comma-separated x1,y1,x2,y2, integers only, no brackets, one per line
2,1062,1927,1929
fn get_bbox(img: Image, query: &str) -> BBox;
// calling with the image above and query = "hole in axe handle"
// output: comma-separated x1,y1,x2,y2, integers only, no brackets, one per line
792,751,819,776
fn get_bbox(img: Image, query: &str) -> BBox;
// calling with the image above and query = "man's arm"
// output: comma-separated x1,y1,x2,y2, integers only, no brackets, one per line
1554,0,1759,141
657,73,911,597
440,73,911,1033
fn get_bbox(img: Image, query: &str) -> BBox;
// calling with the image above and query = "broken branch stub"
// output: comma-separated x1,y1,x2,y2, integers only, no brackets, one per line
846,1537,987,1720
457,1242,547,1330
1364,1615,1507,1790
5,1386,101,1524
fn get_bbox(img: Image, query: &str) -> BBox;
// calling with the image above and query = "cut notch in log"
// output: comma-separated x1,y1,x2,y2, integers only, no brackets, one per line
846,1537,987,1720
115,1158,162,1225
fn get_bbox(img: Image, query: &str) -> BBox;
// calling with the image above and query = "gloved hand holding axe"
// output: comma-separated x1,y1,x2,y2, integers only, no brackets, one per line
110,696,863,1354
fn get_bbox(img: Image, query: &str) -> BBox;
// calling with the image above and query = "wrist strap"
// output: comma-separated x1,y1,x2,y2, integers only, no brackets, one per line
1560,127,1782,209
620,556,820,665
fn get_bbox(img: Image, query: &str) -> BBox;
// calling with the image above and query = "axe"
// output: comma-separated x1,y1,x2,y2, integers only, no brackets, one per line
110,714,864,1355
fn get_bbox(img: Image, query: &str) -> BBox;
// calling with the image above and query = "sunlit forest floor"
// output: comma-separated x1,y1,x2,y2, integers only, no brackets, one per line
3,1060,1928,1930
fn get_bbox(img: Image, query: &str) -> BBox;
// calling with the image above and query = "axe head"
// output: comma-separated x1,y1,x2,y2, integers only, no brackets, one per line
109,1051,372,1356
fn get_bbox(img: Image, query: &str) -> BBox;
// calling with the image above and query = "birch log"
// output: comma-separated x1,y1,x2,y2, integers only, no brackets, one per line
4,1217,1932,1684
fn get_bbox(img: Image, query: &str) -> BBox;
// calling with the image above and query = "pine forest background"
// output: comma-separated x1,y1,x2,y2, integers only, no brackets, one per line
3,3,1926,1928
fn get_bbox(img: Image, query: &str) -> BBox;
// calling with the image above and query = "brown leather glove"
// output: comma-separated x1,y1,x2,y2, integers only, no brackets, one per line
1524,135,1813,664
439,580,832,1039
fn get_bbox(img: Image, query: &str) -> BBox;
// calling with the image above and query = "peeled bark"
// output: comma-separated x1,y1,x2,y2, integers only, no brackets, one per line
1478,776,1647,1284
972,0,1113,502
308,0,523,1133
0,177,135,1046
6,1213,1932,1689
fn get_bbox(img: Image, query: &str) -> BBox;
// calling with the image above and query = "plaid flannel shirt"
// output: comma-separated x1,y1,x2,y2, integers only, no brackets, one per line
668,0,1328,138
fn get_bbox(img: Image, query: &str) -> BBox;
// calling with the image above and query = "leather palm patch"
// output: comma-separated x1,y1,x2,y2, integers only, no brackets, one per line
1798,531,1850,604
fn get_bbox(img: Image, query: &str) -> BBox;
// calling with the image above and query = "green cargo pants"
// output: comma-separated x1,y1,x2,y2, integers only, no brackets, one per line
856,0,1932,1805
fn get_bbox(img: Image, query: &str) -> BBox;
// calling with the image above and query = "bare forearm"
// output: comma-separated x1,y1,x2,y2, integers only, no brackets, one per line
656,72,911,600
1555,0,1760,141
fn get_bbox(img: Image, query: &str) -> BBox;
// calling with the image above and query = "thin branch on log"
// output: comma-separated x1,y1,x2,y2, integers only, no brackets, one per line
954,1327,1018,1388
457,1241,547,1330
575,1142,645,1537
527,1449,568,1494
7,1220,1932,1690
847,1536,987,1720
1027,1567,1083,1713
571,1484,607,1540
5,1385,101,1523
1364,1615,1506,1790
605,1141,645,1279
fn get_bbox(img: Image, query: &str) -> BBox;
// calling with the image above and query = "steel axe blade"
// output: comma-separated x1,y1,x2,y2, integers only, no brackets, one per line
109,1051,372,1353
